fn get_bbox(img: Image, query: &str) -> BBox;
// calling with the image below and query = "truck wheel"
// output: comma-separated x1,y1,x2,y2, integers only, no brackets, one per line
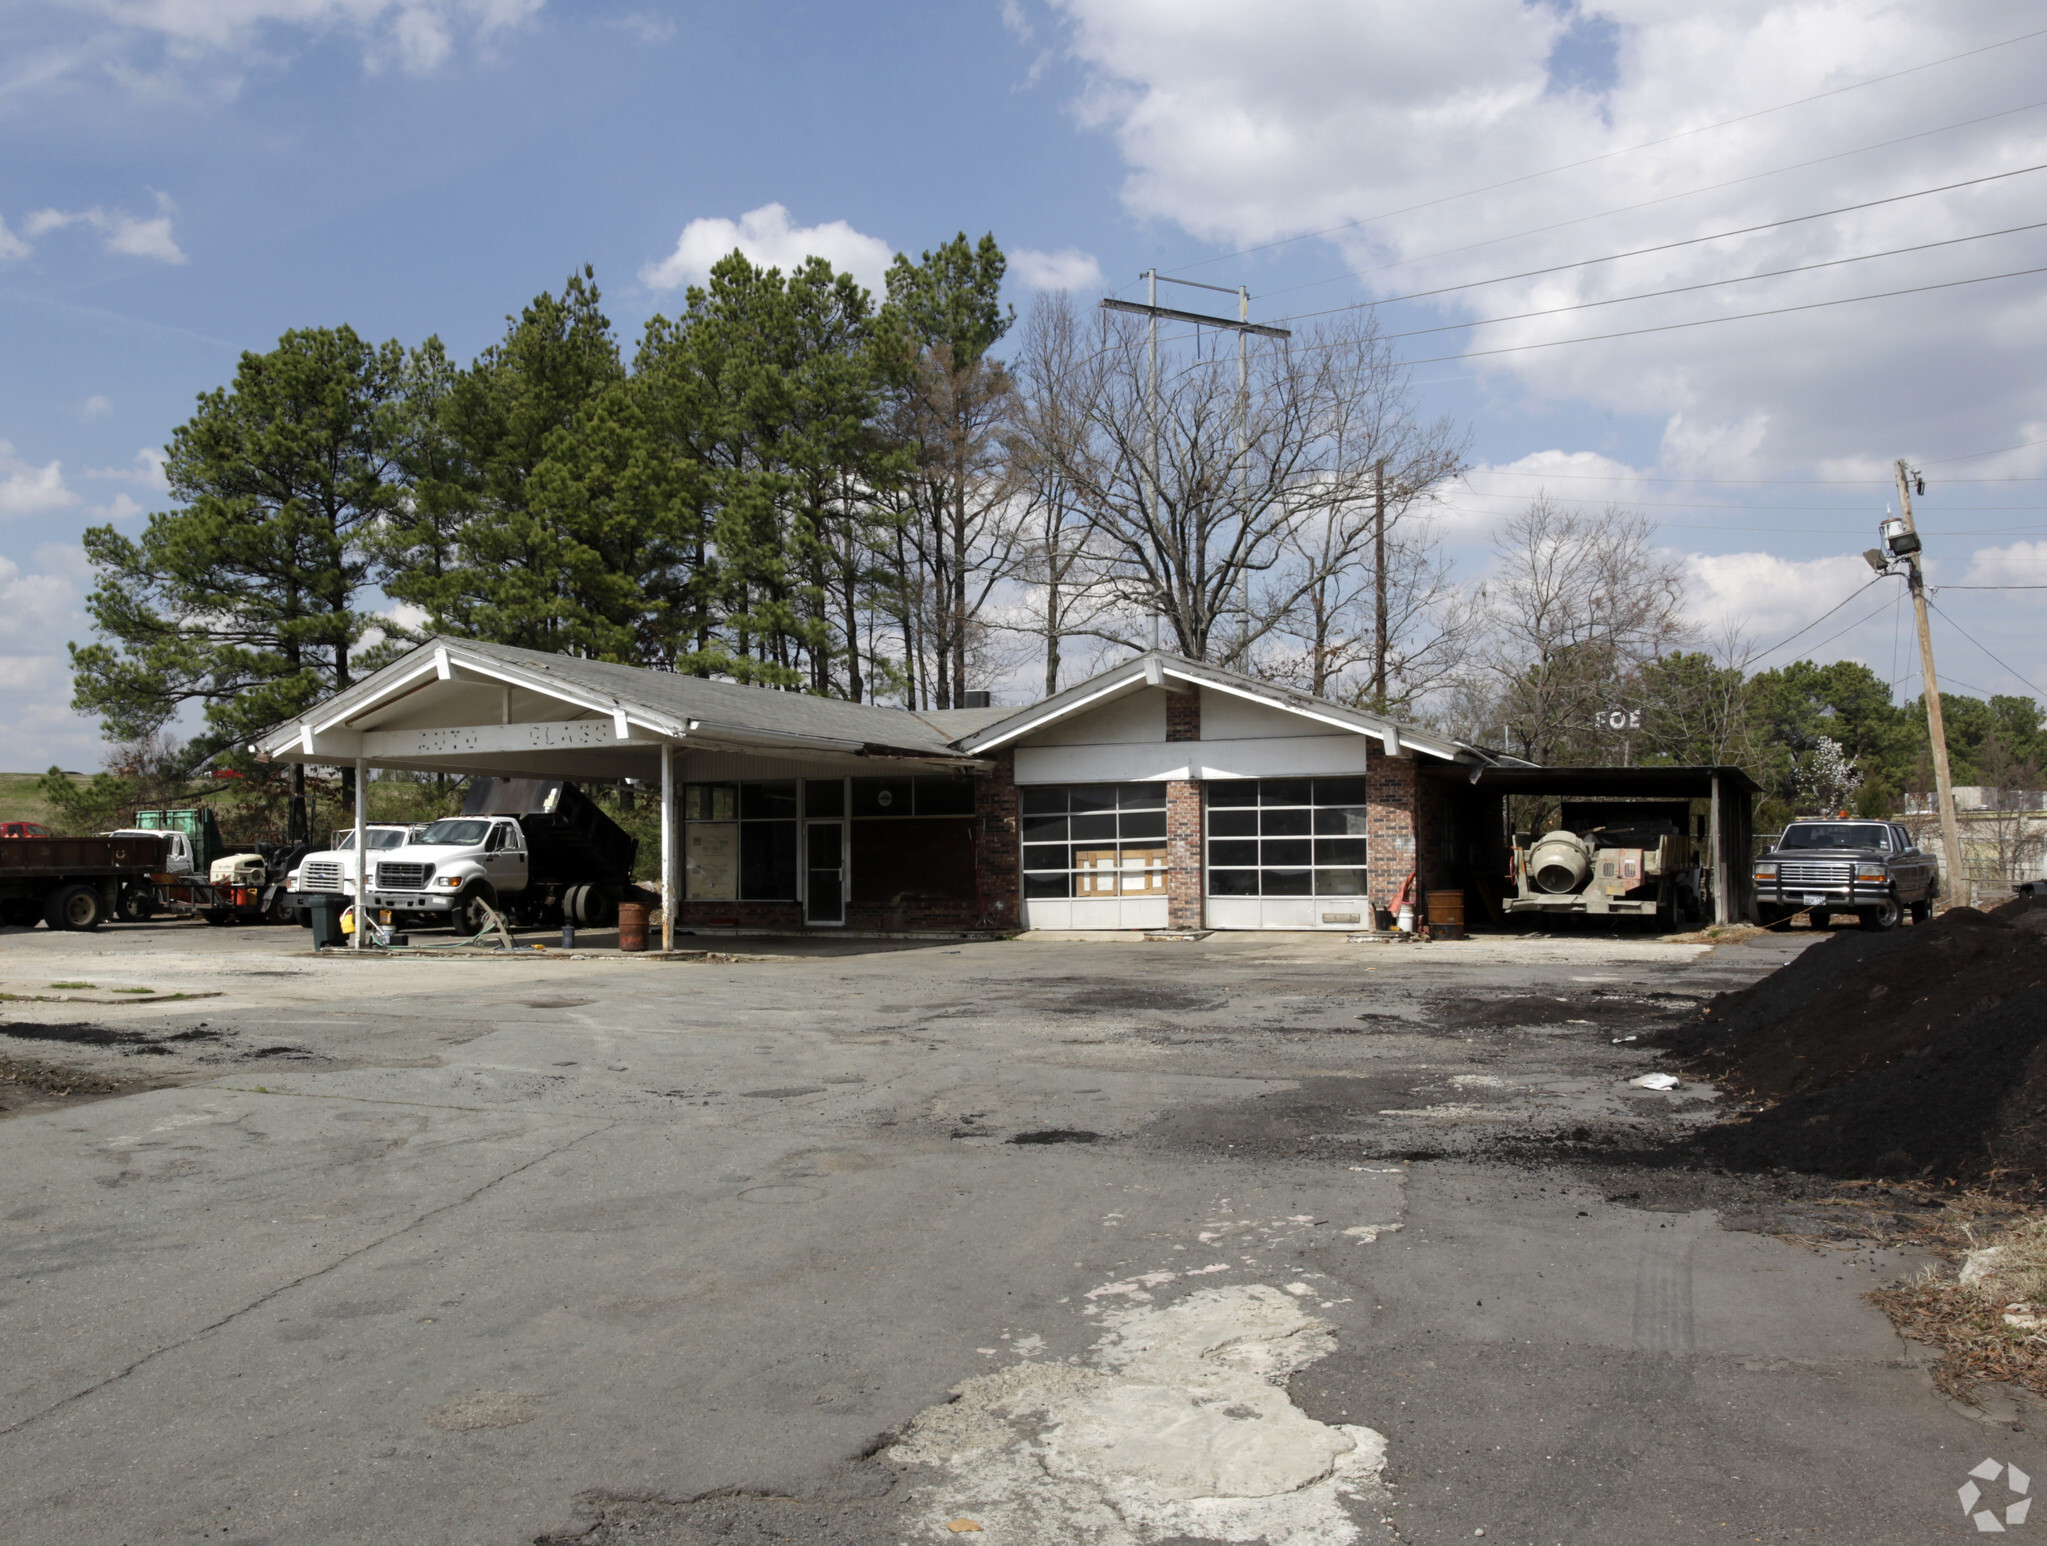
573,885,617,928
1861,894,1902,932
44,883,105,932
457,888,499,934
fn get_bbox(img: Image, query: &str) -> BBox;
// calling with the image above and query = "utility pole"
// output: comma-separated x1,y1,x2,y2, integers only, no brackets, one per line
1102,282,1291,661
1372,459,1388,712
1894,457,1968,906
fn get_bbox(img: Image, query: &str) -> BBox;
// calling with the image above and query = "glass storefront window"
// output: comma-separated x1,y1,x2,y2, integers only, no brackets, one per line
684,781,797,899
1205,779,1369,898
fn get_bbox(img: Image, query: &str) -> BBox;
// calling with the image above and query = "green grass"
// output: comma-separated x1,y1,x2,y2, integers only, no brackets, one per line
0,771,85,829
48,981,95,990
111,986,155,994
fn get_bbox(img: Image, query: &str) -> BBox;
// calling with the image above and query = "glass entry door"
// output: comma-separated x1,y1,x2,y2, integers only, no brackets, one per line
804,821,845,924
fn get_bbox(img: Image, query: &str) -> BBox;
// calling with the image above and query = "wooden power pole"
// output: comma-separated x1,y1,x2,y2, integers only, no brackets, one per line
1894,457,1968,906
1372,459,1388,712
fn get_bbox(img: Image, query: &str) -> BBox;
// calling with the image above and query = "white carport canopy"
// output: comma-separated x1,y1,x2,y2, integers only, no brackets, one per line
247,637,984,950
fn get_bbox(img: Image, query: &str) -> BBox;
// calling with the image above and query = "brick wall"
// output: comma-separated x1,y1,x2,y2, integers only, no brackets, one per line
1165,688,1201,742
1166,780,1204,930
669,751,1021,935
1366,750,1418,914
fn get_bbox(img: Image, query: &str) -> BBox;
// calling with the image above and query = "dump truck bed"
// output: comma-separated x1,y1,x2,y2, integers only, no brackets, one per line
459,778,637,888
0,834,165,877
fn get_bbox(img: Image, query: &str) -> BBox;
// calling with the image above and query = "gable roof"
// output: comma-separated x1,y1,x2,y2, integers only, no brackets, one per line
955,650,1475,762
250,636,982,764
249,637,1483,772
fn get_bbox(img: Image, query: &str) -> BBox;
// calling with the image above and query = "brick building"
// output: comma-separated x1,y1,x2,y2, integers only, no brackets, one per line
253,638,1504,941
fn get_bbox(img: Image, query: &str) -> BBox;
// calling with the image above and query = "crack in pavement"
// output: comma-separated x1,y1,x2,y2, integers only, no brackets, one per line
0,1117,612,1439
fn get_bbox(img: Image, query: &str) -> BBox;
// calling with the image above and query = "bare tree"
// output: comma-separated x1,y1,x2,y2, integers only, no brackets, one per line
1001,294,1127,695
1256,494,1475,708
1473,495,1691,765
881,344,1019,708
1041,309,1461,666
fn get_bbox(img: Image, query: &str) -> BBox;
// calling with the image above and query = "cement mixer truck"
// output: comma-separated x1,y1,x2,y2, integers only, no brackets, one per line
1504,802,1705,927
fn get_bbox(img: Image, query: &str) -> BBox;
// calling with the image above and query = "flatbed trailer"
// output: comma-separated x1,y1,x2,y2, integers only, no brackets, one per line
0,833,167,931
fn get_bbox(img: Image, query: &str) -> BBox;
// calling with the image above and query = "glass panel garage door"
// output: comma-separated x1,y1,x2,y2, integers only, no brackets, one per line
1205,777,1370,928
1019,782,1169,929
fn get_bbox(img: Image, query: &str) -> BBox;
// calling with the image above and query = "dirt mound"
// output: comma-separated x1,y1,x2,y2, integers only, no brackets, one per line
1666,907,2047,1099
1696,986,2047,1181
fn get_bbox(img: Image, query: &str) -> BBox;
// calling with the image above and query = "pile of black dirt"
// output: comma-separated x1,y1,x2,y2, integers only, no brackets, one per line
1661,906,2046,1099
1695,985,2047,1182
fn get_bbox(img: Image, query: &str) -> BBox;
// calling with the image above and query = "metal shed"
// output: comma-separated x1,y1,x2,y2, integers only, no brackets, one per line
1462,764,1764,925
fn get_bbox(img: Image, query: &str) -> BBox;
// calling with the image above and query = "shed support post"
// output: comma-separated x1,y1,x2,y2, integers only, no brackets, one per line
1710,773,1731,928
660,741,676,954
353,757,367,952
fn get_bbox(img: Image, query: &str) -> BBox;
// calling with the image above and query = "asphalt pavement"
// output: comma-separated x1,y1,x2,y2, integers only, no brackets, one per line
0,918,2024,1545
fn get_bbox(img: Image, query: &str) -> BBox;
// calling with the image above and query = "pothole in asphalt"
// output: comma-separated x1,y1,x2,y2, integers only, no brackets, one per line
737,1185,825,1205
1055,986,1227,1015
1009,1129,1102,1145
519,997,595,1009
742,1085,827,1098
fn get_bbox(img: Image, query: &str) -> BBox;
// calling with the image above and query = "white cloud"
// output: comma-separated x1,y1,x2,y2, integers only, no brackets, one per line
1686,550,1876,641
80,395,113,419
0,553,77,642
1963,539,2047,590
0,217,28,261
608,11,674,45
0,549,104,770
1047,1,2047,474
43,0,545,83
86,446,168,491
24,192,185,263
1011,246,1105,291
640,203,895,296
0,441,80,521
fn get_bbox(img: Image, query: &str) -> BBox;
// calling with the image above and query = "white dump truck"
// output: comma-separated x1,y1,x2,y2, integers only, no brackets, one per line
361,779,637,932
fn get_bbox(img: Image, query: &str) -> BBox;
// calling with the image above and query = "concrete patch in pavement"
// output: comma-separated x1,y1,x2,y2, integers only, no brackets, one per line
891,1283,1390,1544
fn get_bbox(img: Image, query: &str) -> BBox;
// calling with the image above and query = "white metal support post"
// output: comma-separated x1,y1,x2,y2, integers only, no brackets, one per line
352,756,367,952
1709,772,1730,928
660,741,676,954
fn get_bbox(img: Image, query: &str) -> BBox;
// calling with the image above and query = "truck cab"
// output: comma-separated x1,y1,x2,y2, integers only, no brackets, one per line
367,815,529,930
1753,819,1937,931
287,825,414,898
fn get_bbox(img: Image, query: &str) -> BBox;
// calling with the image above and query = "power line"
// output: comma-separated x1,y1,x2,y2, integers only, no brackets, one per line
1160,23,2047,278
1744,583,1899,669
1287,214,2047,336
1926,435,2047,464
1447,485,2047,513
1458,469,2047,486
1926,596,2047,699
1261,107,2047,313
1387,260,2047,369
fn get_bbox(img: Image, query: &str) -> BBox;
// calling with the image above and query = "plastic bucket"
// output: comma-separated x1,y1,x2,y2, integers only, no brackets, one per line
617,900,650,952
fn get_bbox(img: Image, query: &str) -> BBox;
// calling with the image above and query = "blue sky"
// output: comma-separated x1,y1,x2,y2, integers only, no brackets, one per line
5,0,2047,767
